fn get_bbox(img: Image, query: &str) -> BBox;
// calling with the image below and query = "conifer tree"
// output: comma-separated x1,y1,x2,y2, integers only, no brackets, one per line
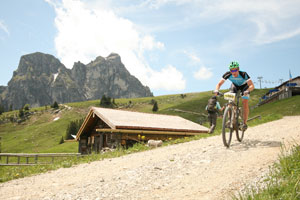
0,104,4,115
152,101,158,112
59,136,64,144
52,101,59,109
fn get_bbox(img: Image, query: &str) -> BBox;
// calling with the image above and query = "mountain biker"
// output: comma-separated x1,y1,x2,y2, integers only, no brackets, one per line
214,61,255,131
205,96,223,134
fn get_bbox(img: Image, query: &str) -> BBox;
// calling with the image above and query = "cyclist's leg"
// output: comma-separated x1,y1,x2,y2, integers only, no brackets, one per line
240,84,250,126
242,98,249,124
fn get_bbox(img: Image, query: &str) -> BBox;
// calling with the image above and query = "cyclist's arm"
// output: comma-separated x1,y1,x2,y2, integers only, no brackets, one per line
215,79,225,91
246,79,255,92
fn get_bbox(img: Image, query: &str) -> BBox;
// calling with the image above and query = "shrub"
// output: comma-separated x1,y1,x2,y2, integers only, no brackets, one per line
65,118,84,140
23,104,30,111
18,108,24,118
0,104,4,115
152,101,159,112
51,101,59,109
100,95,113,108
59,136,64,144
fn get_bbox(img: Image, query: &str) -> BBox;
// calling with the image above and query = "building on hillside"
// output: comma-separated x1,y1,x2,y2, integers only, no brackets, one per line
75,107,209,154
259,76,300,106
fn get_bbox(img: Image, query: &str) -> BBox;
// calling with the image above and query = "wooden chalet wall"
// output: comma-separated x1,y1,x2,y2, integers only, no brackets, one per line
78,117,119,154
76,107,209,154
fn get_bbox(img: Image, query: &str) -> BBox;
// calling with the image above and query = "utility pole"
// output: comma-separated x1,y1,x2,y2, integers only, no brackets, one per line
279,79,283,84
257,76,263,89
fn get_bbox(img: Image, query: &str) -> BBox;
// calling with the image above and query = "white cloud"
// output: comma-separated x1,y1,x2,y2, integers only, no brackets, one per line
199,0,300,44
46,0,185,92
183,50,201,65
0,20,9,35
256,27,300,44
194,66,213,80
136,0,300,45
145,65,186,91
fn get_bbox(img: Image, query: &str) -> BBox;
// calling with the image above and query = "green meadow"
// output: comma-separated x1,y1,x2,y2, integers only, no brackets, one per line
0,88,300,200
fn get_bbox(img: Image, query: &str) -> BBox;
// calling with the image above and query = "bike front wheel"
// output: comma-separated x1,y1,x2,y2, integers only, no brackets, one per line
222,106,233,147
236,107,244,142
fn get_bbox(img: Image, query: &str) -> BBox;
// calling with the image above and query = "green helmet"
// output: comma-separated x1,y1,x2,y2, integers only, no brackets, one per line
229,61,239,70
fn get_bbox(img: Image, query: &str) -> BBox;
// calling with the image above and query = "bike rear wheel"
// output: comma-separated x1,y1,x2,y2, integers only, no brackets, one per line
236,107,244,142
222,106,233,147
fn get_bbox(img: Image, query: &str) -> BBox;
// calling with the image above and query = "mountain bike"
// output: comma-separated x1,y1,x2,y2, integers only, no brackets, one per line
219,90,245,148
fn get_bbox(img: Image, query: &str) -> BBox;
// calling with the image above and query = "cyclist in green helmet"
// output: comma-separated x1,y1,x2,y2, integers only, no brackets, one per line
214,61,255,130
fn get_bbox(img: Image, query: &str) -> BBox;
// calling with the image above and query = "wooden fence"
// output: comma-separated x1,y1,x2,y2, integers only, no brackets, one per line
0,153,82,166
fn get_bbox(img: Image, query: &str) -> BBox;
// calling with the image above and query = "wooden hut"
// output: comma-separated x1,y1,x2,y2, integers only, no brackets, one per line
259,76,300,106
75,107,209,154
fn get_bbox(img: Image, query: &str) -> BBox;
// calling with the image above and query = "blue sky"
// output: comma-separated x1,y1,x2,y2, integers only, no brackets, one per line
1,0,300,96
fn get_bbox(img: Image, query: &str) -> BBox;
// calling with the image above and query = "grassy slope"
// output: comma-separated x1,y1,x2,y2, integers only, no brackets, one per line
1,89,300,189
2,88,299,154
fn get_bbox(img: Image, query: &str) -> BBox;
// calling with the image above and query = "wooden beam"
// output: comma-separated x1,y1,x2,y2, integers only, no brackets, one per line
0,163,43,166
96,128,207,136
0,153,81,157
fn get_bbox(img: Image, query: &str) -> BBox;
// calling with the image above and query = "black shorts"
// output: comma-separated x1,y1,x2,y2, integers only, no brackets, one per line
230,84,250,99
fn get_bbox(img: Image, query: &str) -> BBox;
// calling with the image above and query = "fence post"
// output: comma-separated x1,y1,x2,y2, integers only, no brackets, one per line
35,155,38,164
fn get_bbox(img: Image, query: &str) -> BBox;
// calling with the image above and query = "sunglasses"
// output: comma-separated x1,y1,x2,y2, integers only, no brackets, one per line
230,69,238,73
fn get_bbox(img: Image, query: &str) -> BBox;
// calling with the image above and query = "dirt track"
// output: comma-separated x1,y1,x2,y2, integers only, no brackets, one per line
1,116,300,200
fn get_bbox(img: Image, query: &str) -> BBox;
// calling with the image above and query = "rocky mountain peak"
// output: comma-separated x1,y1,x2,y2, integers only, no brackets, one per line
0,52,153,110
106,53,122,65
15,52,65,77
107,53,120,59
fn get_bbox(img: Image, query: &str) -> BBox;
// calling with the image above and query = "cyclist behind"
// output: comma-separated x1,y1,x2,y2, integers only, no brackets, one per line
214,61,255,130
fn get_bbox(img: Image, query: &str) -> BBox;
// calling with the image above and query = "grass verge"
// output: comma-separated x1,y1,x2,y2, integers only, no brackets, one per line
233,144,300,200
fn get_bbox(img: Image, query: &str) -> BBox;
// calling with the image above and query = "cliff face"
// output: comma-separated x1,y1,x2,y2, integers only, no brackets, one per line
0,52,152,110
82,53,152,99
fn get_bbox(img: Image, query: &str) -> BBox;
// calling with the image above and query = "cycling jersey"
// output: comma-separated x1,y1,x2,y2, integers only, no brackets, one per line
222,71,250,86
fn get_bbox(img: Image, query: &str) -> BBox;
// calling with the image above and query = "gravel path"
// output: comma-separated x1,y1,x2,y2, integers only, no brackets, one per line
1,116,300,200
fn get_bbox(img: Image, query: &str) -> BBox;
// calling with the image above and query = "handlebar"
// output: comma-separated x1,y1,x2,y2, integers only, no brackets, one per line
212,91,224,97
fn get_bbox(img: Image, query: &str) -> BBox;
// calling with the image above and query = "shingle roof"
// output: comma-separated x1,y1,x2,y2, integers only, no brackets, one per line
76,107,209,140
93,107,207,131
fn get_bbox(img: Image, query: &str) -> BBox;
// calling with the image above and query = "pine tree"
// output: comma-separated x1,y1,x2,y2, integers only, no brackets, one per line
18,108,24,118
51,101,59,109
65,118,84,140
0,104,4,115
100,95,113,108
59,136,64,144
152,101,158,112
23,104,30,111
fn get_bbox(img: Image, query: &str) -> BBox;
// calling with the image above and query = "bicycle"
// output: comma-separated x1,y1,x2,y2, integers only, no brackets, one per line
219,90,245,148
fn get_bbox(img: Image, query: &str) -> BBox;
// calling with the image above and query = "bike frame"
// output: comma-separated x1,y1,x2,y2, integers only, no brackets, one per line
221,89,245,147
224,90,241,130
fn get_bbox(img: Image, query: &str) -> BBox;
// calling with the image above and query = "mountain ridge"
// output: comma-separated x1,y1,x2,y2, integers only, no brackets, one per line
0,52,152,110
